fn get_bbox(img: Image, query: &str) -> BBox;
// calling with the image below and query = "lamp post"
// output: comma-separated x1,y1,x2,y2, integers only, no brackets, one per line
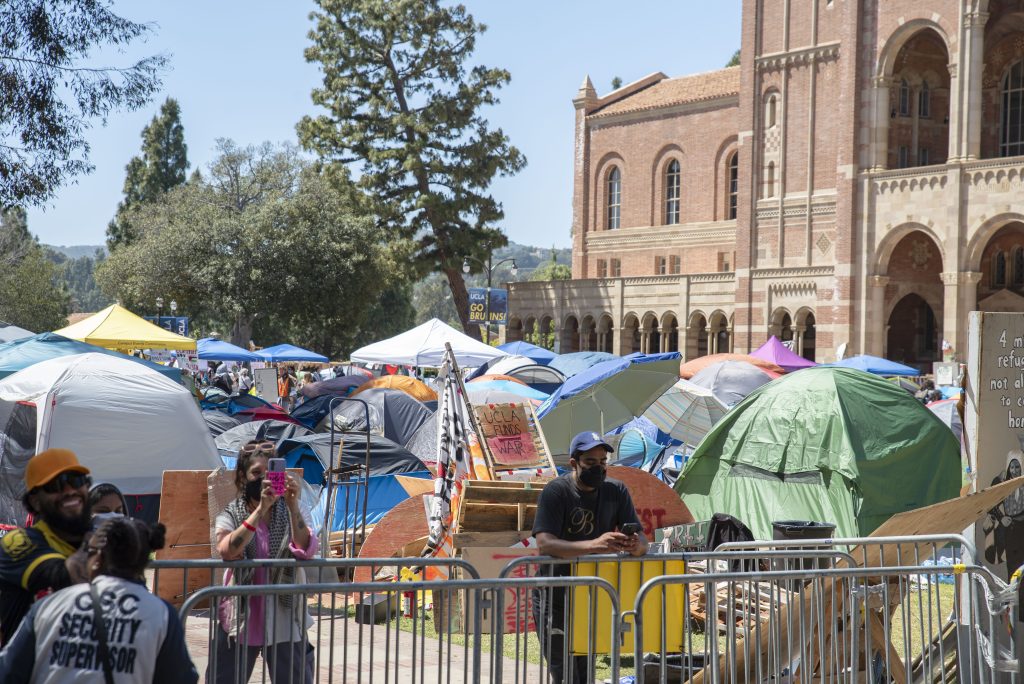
169,300,178,335
155,296,164,326
462,248,518,344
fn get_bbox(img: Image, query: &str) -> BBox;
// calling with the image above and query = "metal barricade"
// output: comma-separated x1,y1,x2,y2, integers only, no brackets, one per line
180,575,619,684
629,563,1010,684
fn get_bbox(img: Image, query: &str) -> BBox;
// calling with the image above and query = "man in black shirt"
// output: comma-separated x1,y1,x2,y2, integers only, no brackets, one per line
0,449,92,644
532,431,648,682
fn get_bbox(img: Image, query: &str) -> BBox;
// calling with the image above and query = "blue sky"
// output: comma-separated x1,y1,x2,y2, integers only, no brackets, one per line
28,1,741,249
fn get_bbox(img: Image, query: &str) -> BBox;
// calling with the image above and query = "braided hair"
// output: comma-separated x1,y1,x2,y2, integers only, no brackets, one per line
92,518,166,580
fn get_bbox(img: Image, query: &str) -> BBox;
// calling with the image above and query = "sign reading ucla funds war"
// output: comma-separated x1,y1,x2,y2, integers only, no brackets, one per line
965,311,1024,581
467,288,508,324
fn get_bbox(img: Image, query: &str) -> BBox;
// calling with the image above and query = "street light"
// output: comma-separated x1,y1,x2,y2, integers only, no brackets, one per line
155,296,164,322
169,300,177,315
462,247,518,344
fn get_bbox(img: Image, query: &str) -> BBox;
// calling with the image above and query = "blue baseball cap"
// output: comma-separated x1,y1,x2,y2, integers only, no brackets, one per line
569,431,614,458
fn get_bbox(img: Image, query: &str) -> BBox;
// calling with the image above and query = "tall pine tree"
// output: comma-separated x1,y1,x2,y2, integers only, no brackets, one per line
107,97,189,250
298,0,525,336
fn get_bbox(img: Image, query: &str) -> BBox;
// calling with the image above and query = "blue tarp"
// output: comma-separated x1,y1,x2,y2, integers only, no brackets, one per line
548,351,617,379
197,337,261,362
255,344,328,363
0,332,183,384
313,471,433,530
828,354,921,377
540,352,681,411
496,341,558,364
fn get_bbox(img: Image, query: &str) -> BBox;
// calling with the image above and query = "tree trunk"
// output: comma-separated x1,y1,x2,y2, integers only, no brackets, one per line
230,314,254,349
441,262,480,340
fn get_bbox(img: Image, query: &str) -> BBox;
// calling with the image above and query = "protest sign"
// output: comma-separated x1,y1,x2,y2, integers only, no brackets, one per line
472,402,556,475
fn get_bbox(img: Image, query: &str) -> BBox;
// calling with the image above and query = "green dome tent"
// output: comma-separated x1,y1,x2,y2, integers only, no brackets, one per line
674,366,961,539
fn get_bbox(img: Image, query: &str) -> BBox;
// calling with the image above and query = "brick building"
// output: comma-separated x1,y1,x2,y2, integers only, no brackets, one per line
507,0,1024,370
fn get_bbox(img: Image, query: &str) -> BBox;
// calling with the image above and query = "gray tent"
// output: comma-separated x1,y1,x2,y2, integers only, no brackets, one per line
215,420,315,459
202,410,243,438
318,388,432,446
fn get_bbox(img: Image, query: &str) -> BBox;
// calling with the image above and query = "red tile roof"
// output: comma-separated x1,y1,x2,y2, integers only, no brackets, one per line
590,67,740,118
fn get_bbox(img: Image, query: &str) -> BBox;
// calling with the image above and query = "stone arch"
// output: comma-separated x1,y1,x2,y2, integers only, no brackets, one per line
620,312,641,356
980,5,1024,157
877,20,954,80
769,307,795,343
593,152,626,231
506,316,523,343
886,293,940,370
580,314,598,352
708,310,731,355
537,314,554,351
884,27,951,167
794,307,817,362
660,311,680,353
974,220,1024,307
597,314,615,354
640,312,660,354
875,222,946,275
561,314,580,354
687,310,709,359
966,213,1024,271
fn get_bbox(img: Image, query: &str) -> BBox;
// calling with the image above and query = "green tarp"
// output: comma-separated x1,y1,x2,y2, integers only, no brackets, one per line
674,366,961,539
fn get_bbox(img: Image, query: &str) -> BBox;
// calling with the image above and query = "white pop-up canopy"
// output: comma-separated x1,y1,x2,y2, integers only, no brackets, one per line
0,353,220,496
350,318,509,368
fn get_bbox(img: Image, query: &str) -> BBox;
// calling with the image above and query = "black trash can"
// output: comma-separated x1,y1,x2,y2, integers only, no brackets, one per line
771,520,837,584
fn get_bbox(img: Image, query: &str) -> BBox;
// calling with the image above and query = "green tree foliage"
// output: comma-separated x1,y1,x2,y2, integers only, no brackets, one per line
107,98,189,250
524,320,556,351
529,248,572,282
0,208,70,330
611,76,623,89
726,49,741,67
0,2,167,207
97,140,401,359
47,248,112,313
298,0,526,337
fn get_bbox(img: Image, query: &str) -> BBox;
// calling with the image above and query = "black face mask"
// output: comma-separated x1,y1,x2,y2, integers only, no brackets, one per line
577,464,605,488
244,477,264,502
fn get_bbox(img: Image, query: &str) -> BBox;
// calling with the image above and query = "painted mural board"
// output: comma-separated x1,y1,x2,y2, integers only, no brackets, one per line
965,311,1024,580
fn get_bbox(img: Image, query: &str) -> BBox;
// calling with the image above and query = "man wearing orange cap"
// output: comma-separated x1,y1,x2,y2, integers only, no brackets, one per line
0,449,92,645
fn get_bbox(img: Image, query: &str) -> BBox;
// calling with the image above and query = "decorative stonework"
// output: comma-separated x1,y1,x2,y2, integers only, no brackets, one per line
768,281,817,296
910,239,933,271
816,233,833,255
756,43,841,72
869,275,891,288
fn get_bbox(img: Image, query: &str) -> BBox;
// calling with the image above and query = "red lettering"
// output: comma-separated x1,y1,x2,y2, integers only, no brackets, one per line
636,508,667,537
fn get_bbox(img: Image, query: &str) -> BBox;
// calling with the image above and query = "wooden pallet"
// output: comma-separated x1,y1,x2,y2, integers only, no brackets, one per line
454,480,545,548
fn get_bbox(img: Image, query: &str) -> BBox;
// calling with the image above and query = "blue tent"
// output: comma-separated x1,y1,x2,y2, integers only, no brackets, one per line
0,332,183,384
255,344,328,363
548,351,617,379
313,471,433,530
197,337,260,362
828,354,921,377
496,341,558,364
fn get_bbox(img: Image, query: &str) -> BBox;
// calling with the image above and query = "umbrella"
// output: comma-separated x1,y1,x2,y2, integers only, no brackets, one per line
353,375,437,402
538,352,681,459
927,398,963,444
643,378,728,445
679,353,783,379
496,340,558,364
466,389,543,407
750,336,817,373
467,380,549,402
689,360,774,408
549,351,617,379
196,337,261,362
299,375,365,399
255,344,329,363
828,354,921,377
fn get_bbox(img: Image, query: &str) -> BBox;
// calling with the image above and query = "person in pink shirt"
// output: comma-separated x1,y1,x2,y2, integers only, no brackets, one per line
210,441,318,683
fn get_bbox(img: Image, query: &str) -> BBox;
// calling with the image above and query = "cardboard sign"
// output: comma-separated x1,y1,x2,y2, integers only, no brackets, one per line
474,403,547,470
965,312,1024,580
460,546,538,634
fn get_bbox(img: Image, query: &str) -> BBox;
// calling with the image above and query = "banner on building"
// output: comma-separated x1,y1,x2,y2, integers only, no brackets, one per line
467,288,508,325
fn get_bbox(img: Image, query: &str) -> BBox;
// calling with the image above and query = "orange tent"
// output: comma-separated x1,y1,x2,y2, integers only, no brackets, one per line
468,373,527,386
678,354,783,380
353,375,437,402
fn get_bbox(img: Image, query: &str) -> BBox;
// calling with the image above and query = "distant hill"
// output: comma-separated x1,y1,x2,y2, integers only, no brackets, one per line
44,244,106,259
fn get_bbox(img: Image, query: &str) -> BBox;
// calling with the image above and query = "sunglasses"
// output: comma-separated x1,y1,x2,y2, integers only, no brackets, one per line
240,441,275,456
39,472,92,494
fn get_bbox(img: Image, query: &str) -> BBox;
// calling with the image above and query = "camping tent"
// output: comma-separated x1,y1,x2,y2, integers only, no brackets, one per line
496,341,558,364
197,337,260,362
0,332,183,384
0,322,32,343
674,366,960,539
53,304,196,351
829,354,921,377
255,344,328,363
0,353,220,518
276,433,428,485
548,351,617,379
319,388,432,446
214,420,315,458
750,336,817,373
349,318,507,367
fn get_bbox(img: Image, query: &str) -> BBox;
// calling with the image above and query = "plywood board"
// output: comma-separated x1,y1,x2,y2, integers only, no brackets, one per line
609,466,694,538
354,495,430,583
396,475,435,498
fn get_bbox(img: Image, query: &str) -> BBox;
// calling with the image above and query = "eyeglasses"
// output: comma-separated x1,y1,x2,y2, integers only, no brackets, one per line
39,472,92,494
240,441,275,456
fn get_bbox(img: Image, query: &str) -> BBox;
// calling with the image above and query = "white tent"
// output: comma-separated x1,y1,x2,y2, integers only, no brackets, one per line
350,318,509,367
0,353,220,496
0,322,33,344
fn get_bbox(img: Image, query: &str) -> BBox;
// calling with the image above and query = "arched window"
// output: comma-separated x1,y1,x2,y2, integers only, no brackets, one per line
1002,61,1024,157
606,167,621,229
994,250,1008,288
918,82,931,118
766,94,777,128
765,161,776,198
727,153,739,219
898,79,911,117
664,159,680,225
1015,247,1024,288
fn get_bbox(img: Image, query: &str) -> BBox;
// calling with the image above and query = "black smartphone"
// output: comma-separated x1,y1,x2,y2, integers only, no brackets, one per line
621,522,641,536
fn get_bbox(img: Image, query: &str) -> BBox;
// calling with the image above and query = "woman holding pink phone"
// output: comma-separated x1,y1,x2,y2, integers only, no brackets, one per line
209,440,317,683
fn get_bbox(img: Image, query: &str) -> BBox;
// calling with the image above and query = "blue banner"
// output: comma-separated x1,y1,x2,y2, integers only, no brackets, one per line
142,316,189,337
468,288,508,325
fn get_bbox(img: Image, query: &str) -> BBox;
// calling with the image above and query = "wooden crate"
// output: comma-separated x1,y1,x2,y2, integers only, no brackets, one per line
454,480,545,550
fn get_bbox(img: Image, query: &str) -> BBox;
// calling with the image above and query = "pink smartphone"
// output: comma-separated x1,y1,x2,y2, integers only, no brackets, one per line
268,458,286,496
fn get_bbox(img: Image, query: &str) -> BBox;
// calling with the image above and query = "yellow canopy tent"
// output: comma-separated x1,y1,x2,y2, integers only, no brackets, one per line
54,304,196,352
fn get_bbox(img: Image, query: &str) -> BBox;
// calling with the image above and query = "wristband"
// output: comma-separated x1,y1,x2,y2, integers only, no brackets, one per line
241,520,256,533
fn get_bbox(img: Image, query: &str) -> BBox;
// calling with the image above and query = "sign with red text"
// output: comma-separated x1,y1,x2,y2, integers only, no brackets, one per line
473,403,551,472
